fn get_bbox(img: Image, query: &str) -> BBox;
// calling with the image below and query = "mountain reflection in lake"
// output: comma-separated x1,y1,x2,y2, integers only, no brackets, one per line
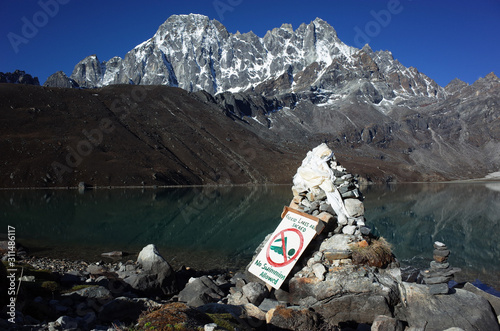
363,182,500,288
1,182,499,289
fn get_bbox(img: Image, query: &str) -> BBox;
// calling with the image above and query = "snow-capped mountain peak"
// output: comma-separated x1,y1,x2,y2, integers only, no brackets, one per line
66,14,443,102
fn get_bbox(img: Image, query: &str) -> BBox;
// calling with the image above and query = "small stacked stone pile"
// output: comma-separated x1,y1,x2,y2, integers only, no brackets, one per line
420,241,461,295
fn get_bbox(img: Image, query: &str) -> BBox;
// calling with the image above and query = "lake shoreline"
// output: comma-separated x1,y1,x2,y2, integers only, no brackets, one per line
0,171,499,190
3,245,500,331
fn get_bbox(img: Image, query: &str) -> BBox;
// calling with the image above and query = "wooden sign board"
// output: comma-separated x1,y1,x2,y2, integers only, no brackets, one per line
248,206,324,289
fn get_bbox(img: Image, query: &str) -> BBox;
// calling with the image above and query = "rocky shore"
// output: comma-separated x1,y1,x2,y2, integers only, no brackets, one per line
0,245,500,330
2,144,500,331
2,243,500,331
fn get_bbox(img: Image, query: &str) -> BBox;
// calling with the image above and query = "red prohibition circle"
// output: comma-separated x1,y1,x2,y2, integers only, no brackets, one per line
266,228,304,267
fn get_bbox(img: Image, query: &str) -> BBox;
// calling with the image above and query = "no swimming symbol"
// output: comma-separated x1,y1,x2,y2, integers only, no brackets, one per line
266,228,304,268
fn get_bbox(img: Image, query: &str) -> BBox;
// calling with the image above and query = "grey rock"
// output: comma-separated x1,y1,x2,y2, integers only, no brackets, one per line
98,296,161,323
226,290,247,305
258,298,279,312
60,271,85,285
313,294,392,325
395,283,499,331
47,321,58,331
421,267,461,281
309,201,320,211
341,189,360,199
430,261,450,269
429,283,449,295
137,244,168,271
338,185,350,194
463,282,500,317
338,215,348,225
121,244,177,296
360,227,371,238
64,285,112,302
289,265,400,315
422,275,452,285
55,315,79,329
80,311,97,327
298,295,319,307
204,323,218,331
334,224,344,234
122,271,176,296
344,198,364,217
241,282,269,306
342,225,357,235
87,264,106,275
319,202,334,213
312,263,326,281
118,264,136,273
178,276,224,307
319,234,353,252
20,275,35,282
371,315,404,331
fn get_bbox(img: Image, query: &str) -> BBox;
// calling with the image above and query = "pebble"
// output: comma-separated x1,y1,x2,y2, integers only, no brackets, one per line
24,256,92,274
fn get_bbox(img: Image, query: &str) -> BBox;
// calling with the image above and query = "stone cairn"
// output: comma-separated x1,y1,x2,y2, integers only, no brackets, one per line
289,144,369,240
420,241,461,295
246,143,401,327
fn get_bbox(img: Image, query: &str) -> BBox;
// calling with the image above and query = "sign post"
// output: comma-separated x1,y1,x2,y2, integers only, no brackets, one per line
248,207,324,289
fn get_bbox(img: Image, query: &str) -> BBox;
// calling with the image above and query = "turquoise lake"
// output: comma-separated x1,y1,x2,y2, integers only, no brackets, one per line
1,182,499,289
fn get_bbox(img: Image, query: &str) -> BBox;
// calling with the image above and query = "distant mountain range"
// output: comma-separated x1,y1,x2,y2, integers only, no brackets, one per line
0,70,39,85
1,14,499,188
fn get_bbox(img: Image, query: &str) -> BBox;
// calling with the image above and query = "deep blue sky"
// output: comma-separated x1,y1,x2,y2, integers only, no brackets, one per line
1,0,499,87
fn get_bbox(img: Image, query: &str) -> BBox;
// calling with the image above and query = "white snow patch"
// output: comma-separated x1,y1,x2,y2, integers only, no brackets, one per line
251,116,266,126
485,182,500,192
485,171,500,180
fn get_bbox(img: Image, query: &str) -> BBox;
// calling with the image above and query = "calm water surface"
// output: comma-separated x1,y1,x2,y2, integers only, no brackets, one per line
1,183,499,289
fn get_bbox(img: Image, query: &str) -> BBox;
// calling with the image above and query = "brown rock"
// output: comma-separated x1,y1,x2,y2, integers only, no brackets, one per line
268,305,320,331
433,249,450,257
358,240,369,248
317,211,334,223
324,250,352,261
289,200,300,210
265,308,276,324
433,255,449,263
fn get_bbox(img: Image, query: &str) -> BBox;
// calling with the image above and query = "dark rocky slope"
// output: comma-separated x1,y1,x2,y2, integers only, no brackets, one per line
1,74,499,188
0,84,301,188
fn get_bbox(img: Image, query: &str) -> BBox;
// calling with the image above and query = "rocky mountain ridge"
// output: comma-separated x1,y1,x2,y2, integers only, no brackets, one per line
47,14,444,104
0,70,40,85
